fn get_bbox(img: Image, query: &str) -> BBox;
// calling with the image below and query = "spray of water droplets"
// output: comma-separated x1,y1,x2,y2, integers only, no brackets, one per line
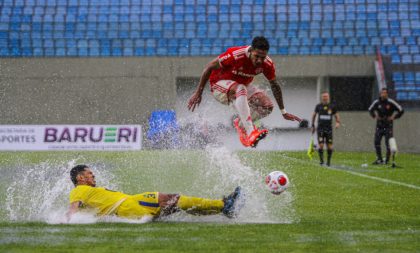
2,148,296,224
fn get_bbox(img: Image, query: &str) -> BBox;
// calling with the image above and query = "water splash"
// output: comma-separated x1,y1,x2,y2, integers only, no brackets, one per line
159,146,296,224
4,159,118,223
2,149,296,224
203,146,295,223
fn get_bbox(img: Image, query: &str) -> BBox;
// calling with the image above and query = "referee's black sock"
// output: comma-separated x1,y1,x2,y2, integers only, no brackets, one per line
318,149,324,165
327,149,333,166
375,145,382,161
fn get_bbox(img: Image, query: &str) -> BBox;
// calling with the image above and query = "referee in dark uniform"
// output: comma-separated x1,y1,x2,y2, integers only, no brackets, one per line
368,88,404,165
311,92,341,166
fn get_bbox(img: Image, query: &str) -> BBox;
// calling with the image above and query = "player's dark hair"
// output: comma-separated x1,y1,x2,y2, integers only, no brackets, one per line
251,36,270,51
70,165,89,186
381,87,388,91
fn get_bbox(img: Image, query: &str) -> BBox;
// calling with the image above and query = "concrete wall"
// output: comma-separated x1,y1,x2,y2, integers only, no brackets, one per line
0,55,375,125
0,58,176,124
1,55,418,152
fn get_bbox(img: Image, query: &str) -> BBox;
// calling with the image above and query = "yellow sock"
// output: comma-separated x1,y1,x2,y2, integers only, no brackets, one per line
177,195,224,212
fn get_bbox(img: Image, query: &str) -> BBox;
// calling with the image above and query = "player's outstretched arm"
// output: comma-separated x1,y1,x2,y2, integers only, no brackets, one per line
269,79,302,122
66,201,80,222
187,58,221,112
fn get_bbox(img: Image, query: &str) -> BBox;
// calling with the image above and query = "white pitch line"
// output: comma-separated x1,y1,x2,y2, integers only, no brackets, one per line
282,155,420,191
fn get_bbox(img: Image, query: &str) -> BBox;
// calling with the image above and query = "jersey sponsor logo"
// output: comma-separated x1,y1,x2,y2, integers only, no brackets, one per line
143,193,156,199
232,70,255,78
319,115,332,120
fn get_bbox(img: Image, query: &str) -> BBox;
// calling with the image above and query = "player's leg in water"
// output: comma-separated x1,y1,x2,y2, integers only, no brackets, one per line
159,194,223,215
158,187,242,218
373,128,384,164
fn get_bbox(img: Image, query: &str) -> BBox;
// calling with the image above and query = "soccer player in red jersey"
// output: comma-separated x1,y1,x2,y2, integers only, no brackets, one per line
188,37,301,147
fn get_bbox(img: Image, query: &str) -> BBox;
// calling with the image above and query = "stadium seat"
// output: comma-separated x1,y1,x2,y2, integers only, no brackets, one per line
0,1,418,59
402,55,412,64
414,55,420,64
405,72,415,85
391,54,401,64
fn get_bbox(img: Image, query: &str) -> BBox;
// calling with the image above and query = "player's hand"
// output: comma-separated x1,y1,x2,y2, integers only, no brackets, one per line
282,112,302,122
187,91,202,112
375,115,383,120
335,122,340,129
311,126,315,134
387,116,395,121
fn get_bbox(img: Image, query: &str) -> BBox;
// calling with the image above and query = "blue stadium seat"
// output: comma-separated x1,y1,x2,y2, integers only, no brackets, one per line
405,72,415,85
391,54,401,64
343,46,353,55
399,45,409,54
332,46,342,55
402,54,412,64
388,45,398,54
0,1,419,58
416,72,420,83
414,54,420,64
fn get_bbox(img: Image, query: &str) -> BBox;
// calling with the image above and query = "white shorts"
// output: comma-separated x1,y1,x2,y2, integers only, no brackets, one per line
210,80,263,105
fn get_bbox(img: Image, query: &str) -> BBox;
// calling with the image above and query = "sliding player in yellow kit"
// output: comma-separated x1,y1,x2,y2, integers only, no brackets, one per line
66,165,241,221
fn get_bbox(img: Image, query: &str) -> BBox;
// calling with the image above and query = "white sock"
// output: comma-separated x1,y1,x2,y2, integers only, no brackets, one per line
234,85,254,135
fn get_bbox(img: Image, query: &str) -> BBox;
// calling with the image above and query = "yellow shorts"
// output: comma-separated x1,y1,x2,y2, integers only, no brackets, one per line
116,192,160,219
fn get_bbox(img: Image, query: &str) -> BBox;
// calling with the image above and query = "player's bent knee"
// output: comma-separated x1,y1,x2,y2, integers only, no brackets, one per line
264,105,274,115
158,193,180,208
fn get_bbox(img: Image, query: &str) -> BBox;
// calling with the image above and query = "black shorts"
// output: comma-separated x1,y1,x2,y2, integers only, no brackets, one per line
317,128,333,145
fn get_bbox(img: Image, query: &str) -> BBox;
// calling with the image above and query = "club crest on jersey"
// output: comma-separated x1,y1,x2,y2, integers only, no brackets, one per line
219,54,230,61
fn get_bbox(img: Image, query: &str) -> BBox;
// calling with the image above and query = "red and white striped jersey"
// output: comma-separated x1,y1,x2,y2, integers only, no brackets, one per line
209,45,276,86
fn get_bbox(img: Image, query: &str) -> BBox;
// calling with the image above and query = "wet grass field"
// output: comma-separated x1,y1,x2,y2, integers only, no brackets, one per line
0,150,419,252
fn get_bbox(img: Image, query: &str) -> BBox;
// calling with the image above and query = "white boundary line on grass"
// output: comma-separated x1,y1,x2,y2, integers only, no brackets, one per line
282,155,420,191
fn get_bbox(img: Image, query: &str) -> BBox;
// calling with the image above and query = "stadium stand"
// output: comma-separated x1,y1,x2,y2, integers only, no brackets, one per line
0,0,419,101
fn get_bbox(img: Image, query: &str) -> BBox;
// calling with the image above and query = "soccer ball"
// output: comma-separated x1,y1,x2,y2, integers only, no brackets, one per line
265,171,289,195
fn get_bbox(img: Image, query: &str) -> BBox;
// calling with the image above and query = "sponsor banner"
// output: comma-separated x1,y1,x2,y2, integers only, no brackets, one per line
0,125,142,151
